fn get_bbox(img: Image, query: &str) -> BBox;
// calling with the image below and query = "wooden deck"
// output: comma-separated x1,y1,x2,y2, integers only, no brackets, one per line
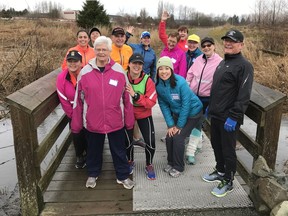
42,146,133,215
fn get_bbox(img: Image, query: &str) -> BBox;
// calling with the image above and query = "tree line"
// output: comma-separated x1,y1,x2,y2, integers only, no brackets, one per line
0,0,287,28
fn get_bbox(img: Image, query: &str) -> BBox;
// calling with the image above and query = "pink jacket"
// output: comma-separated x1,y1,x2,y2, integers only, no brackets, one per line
71,58,134,134
160,46,187,78
56,69,75,119
186,53,222,97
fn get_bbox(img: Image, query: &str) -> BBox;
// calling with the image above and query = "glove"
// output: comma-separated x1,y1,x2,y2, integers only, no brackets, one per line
204,106,209,119
224,117,237,132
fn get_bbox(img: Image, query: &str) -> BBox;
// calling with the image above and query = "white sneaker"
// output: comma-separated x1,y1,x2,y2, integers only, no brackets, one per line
116,178,135,189
86,177,98,188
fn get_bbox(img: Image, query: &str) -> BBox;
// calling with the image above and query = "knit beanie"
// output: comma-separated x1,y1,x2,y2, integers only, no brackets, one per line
156,56,174,71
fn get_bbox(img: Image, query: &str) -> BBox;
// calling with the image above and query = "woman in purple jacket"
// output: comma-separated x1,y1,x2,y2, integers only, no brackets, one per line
56,50,87,169
185,37,223,165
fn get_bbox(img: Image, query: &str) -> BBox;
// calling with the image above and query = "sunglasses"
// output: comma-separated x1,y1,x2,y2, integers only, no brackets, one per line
201,44,212,48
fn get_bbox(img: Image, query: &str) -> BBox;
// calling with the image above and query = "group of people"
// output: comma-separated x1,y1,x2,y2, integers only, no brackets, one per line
56,10,254,198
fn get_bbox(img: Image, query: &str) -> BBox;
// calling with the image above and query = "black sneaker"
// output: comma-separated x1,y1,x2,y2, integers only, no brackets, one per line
132,138,146,148
75,156,86,169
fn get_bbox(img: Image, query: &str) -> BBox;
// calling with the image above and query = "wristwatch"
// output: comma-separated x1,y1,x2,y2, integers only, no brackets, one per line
133,93,140,101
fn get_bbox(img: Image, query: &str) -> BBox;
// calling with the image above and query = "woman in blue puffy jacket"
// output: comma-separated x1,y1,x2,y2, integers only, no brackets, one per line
156,56,203,178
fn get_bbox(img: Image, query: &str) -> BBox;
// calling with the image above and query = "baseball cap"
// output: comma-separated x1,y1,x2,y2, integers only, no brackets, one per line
156,56,174,71
129,53,144,64
188,34,200,43
112,27,125,36
221,29,244,42
140,31,151,38
66,50,82,62
201,37,215,46
89,27,101,37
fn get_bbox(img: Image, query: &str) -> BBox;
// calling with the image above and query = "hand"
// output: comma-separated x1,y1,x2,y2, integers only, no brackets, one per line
224,117,237,132
167,127,174,137
126,26,134,35
173,127,181,135
126,84,135,97
161,10,170,21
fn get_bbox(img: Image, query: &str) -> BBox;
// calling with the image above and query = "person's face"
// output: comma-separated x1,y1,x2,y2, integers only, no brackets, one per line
140,36,151,46
201,42,215,58
90,31,101,43
223,38,244,55
67,59,82,73
178,30,188,41
77,32,89,47
158,66,172,81
187,40,199,52
95,43,110,62
167,36,178,50
112,34,125,48
129,61,143,77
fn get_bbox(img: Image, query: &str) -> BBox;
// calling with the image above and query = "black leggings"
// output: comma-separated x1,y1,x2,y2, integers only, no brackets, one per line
125,116,156,165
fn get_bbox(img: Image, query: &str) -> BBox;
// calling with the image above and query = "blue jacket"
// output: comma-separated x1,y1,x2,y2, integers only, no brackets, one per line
128,43,157,81
186,48,202,71
156,74,203,129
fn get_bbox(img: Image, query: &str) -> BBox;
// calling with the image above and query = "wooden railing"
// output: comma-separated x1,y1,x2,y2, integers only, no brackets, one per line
5,68,286,216
5,68,71,216
204,82,286,184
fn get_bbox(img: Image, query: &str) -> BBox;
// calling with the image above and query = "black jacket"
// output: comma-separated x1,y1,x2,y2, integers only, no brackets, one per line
208,53,254,124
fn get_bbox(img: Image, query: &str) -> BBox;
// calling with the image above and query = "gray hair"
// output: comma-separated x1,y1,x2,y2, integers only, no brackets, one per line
93,36,112,51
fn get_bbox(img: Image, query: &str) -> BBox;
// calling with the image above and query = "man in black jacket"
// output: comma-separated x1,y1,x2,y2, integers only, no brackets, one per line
202,29,254,197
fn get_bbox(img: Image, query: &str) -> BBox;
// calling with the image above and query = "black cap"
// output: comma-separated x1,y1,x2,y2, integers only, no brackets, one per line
129,53,144,64
221,29,244,42
89,27,101,37
112,27,125,36
66,50,82,62
201,37,215,46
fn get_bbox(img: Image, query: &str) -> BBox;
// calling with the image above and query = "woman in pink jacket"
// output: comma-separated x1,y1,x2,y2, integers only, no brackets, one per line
57,50,87,169
185,37,223,165
71,36,135,190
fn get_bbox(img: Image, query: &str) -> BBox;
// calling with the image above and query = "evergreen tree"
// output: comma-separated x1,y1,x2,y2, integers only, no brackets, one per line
77,0,110,29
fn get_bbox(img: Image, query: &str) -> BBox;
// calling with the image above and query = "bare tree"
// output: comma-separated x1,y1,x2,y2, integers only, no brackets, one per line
157,0,163,19
139,8,148,23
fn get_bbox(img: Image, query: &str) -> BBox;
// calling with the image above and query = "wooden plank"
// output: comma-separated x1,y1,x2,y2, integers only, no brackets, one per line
38,133,72,192
52,170,117,181
35,115,69,166
47,179,124,191
238,129,260,159
44,190,132,202
244,103,265,127
57,162,115,172
5,68,61,113
250,82,286,111
237,160,252,187
41,201,132,216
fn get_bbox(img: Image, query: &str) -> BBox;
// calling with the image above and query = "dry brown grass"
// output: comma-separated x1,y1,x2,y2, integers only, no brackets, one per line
0,19,287,112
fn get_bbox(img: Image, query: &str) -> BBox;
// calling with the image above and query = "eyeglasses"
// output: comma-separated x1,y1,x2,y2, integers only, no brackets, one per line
201,44,212,48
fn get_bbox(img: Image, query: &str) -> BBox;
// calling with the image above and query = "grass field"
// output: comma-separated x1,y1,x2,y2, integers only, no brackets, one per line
0,19,287,112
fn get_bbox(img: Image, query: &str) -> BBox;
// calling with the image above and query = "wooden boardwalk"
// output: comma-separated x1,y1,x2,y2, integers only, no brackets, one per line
41,105,257,216
42,145,133,215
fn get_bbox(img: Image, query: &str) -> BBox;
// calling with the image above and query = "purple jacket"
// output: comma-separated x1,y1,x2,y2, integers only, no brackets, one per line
56,69,75,119
160,46,187,78
186,53,222,97
71,58,135,134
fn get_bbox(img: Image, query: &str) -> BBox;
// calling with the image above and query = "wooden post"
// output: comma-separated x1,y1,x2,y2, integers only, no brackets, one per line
256,103,284,169
10,106,43,215
251,82,286,169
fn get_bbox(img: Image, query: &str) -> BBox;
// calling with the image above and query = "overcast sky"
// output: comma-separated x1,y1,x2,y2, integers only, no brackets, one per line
1,0,256,17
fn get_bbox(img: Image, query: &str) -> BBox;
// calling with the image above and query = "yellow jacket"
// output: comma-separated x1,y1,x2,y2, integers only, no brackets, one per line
110,44,133,70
